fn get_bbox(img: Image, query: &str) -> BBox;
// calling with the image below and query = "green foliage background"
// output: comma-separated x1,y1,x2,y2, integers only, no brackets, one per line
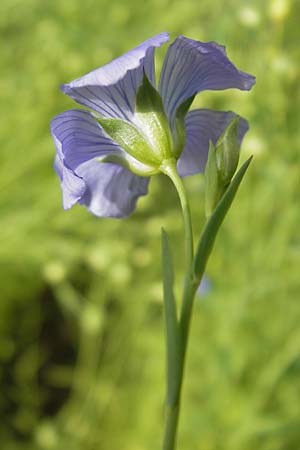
1,0,299,448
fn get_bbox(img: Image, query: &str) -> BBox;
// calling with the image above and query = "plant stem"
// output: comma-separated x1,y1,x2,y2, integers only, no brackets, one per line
162,276,199,450
163,403,180,450
161,161,194,269
161,160,197,450
160,157,252,449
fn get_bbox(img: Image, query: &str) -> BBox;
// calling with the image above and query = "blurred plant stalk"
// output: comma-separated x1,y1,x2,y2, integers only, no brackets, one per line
161,122,252,450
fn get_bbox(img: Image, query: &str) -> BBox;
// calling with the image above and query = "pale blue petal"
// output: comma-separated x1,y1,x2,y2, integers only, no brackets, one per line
61,33,169,121
77,161,150,218
159,36,255,128
52,137,86,210
51,109,149,216
50,109,122,170
177,108,249,177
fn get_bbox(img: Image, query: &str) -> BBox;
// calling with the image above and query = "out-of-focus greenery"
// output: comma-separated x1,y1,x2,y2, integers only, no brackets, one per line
1,0,299,448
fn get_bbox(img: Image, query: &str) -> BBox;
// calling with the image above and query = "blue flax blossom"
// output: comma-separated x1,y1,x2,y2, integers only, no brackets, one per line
51,32,255,217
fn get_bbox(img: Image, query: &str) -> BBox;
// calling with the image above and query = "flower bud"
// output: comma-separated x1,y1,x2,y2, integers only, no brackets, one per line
215,116,241,185
204,118,241,217
204,141,224,217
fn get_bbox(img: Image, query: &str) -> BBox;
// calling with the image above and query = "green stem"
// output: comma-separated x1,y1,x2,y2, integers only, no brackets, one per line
161,160,194,268
162,283,199,450
163,404,180,450
160,157,252,450
161,160,196,450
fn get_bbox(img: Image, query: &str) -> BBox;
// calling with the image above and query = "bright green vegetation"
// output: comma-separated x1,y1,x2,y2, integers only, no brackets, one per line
1,0,299,449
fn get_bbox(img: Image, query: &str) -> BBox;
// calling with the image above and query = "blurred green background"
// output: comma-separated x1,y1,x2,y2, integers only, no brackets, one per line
1,0,299,448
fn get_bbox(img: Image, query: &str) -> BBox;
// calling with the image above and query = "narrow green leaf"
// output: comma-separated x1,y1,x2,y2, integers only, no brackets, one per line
194,156,253,279
161,228,181,405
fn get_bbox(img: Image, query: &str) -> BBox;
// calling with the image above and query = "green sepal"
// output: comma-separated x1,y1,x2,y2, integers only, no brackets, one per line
98,117,160,167
215,116,240,185
97,152,158,176
173,95,195,157
204,140,224,218
194,156,253,280
161,228,181,405
135,72,172,160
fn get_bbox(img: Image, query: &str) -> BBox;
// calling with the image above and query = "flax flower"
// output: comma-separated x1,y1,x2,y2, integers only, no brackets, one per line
50,32,255,217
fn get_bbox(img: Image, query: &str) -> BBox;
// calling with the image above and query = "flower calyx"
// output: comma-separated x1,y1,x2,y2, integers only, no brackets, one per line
97,72,174,176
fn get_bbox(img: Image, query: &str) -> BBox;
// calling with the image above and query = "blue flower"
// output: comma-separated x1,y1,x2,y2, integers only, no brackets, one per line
50,32,255,217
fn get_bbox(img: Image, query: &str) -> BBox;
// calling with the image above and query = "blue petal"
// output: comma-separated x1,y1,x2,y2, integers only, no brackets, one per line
51,109,149,217
177,108,249,177
61,32,169,121
50,109,122,170
76,160,150,218
159,36,256,128
52,138,86,210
